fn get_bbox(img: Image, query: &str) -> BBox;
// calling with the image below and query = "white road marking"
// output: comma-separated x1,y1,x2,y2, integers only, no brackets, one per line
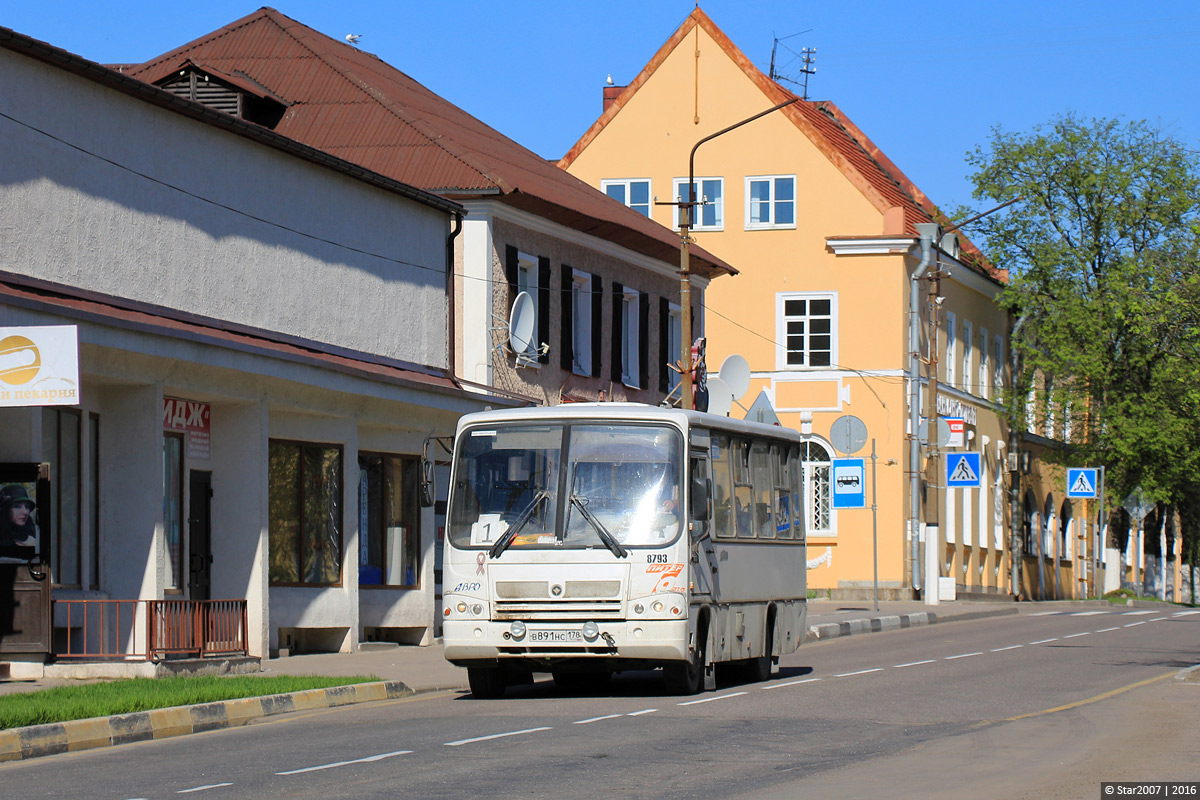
1173,610,1200,617
1125,621,1146,628
991,645,1023,652
1096,627,1120,633
177,785,234,793
894,659,935,668
945,652,982,660
1029,611,1061,616
678,691,748,706
277,750,412,775
1151,617,1169,622
1064,632,1091,638
627,709,658,717
762,677,821,690
1030,638,1058,644
835,668,883,677
574,714,622,725
445,728,552,747
1069,610,1108,616
1123,610,1155,616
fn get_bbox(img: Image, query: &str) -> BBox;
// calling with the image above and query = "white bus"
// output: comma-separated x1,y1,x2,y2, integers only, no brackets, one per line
439,403,808,698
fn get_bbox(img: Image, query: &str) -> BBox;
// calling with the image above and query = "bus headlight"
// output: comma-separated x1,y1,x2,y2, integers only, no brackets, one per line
652,601,664,613
633,603,645,615
510,620,526,640
581,621,600,642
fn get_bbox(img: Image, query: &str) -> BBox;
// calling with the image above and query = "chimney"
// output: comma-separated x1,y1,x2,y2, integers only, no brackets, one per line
603,85,625,113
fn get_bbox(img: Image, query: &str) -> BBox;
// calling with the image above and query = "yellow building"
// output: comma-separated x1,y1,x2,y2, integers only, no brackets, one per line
562,8,1021,599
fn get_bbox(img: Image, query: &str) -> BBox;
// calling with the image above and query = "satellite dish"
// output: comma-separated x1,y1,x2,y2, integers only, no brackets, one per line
508,292,535,354
717,354,751,399
705,376,734,417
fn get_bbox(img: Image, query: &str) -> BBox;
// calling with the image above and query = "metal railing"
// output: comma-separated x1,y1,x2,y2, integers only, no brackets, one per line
54,598,248,661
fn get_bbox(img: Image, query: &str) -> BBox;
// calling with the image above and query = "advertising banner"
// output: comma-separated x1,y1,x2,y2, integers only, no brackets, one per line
0,326,80,407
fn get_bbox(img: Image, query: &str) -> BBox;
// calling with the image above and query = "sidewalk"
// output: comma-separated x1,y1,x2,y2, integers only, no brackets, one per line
0,597,1144,762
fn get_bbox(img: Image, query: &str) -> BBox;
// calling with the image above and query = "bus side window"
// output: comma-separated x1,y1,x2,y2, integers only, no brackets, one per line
733,438,755,539
711,434,735,539
772,443,793,539
752,441,775,539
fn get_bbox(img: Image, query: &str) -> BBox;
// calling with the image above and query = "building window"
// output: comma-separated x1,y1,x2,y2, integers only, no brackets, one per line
778,293,834,369
621,287,641,387
962,320,973,393
673,177,723,230
163,433,184,591
571,271,593,376
979,328,990,400
945,312,957,387
745,175,796,229
358,454,421,588
269,440,343,586
993,335,1004,396
602,179,652,217
43,409,83,588
800,440,832,536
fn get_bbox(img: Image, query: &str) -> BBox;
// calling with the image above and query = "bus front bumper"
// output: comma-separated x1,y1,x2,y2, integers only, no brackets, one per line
443,618,690,666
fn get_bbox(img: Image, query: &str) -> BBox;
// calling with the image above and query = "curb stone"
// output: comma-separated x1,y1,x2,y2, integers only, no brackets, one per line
0,680,416,762
802,606,1019,643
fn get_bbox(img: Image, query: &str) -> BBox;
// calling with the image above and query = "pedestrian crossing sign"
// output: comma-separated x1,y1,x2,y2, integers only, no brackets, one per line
1066,468,1098,498
945,452,981,488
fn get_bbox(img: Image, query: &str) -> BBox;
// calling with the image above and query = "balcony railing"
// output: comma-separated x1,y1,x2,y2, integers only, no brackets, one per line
53,598,248,661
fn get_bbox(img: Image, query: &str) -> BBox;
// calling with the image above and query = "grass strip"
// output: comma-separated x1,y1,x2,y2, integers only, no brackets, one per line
0,674,379,730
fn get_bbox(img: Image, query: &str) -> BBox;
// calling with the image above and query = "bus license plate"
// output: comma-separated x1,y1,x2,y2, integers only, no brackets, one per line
529,629,582,643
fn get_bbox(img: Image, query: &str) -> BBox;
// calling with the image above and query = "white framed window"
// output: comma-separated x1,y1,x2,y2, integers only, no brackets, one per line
777,292,835,369
993,335,1004,396
745,175,796,229
800,439,833,536
979,327,989,400
602,179,651,217
621,287,641,387
571,270,593,375
667,302,682,394
962,320,973,393
673,177,723,230
945,312,957,387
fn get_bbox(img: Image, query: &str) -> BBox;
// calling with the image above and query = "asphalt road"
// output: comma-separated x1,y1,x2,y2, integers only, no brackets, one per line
4,607,1198,799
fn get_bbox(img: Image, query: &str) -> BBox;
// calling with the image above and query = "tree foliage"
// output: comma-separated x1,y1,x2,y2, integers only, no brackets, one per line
963,114,1200,538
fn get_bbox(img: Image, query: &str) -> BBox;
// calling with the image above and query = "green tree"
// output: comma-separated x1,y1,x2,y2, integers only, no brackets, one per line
962,114,1200,560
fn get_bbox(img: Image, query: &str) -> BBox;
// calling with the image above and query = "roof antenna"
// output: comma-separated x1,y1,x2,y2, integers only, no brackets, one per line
769,30,816,100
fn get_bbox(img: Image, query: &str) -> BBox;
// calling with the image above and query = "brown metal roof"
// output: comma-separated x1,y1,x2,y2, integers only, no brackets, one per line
559,7,999,283
0,270,523,404
122,8,735,280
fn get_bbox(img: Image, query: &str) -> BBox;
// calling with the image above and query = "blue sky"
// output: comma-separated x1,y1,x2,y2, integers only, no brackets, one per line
8,1,1200,216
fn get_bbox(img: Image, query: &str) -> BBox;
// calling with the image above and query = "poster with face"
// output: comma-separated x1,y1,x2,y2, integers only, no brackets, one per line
0,465,46,563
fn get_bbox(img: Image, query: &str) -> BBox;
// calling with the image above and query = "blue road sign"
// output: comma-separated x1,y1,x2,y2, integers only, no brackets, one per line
945,452,982,488
831,458,865,509
1066,468,1098,498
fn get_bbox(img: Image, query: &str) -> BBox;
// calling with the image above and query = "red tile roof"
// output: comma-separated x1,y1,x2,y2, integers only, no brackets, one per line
121,8,734,280
559,8,999,282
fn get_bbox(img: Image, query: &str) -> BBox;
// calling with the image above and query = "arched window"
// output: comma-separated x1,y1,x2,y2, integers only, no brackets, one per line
800,439,832,536
1059,499,1073,560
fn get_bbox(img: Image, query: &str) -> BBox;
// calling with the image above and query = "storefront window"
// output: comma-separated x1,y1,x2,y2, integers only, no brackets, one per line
269,440,342,586
163,433,183,590
358,454,421,588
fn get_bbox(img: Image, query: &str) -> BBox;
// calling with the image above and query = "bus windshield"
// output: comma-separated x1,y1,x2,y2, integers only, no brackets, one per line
448,422,683,551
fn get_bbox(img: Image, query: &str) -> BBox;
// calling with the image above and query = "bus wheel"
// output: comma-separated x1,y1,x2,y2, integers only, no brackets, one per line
664,640,705,695
467,666,507,699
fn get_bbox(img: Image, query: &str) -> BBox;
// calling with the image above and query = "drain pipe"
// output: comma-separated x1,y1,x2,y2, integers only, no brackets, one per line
1008,314,1027,598
909,222,940,597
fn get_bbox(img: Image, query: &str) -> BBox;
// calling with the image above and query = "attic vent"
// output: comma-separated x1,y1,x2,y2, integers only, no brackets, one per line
163,71,241,117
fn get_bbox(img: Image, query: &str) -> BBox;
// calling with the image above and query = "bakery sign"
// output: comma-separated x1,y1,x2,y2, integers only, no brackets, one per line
0,326,80,407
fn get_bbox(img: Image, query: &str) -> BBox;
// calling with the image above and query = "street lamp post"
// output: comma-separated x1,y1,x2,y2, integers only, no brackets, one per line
671,98,798,409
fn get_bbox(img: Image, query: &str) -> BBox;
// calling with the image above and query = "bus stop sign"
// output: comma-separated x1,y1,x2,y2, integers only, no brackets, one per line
832,458,865,509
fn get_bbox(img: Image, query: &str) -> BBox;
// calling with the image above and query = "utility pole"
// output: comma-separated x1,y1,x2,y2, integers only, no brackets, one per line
664,98,798,409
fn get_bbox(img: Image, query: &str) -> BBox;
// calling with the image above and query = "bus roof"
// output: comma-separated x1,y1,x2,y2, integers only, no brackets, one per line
454,403,804,445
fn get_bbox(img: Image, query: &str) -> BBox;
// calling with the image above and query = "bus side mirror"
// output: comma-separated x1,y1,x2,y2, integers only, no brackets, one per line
420,458,436,508
690,476,710,522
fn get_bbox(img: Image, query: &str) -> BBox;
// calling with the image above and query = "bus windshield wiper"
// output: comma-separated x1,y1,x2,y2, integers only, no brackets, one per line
489,490,550,559
568,494,628,559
